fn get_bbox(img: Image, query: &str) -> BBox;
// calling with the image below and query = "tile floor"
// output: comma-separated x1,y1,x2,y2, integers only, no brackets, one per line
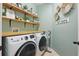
36,47,59,56
43,48,59,56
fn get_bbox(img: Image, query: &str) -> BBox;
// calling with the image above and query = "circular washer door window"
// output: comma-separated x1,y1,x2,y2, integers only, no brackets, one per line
39,36,47,51
15,41,37,56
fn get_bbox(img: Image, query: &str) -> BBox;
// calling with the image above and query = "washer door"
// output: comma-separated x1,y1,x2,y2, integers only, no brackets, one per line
15,41,36,56
39,36,47,51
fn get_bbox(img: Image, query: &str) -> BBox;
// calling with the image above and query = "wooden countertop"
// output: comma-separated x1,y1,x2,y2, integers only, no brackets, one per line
2,30,45,37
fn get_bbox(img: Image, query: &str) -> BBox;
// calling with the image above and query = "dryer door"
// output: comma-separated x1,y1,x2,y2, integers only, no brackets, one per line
39,36,47,51
15,41,37,56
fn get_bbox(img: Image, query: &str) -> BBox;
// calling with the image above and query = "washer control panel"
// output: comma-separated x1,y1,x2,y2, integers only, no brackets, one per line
25,36,28,40
6,34,36,44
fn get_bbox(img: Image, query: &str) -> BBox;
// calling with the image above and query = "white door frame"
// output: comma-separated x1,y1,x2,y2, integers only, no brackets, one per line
0,3,2,56
78,4,79,56
0,3,2,46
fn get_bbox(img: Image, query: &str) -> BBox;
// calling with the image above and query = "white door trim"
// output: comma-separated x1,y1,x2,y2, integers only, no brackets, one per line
78,3,79,56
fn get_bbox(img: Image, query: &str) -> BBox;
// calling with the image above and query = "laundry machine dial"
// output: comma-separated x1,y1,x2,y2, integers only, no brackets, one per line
25,36,28,40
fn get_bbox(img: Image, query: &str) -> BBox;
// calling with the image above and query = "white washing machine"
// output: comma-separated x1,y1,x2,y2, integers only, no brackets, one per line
2,34,37,56
35,31,48,55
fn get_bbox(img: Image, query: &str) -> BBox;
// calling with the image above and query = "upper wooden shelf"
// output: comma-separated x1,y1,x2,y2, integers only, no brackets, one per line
2,16,39,25
3,3,38,18
2,30,45,37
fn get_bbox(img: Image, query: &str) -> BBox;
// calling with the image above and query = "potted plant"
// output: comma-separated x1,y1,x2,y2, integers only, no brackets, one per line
23,5,28,12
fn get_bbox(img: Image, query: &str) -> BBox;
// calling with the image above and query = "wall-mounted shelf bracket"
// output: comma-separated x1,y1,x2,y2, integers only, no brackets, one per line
9,20,12,27
24,22,26,27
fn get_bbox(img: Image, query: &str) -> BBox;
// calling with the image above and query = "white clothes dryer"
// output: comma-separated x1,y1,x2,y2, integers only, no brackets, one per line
35,31,48,55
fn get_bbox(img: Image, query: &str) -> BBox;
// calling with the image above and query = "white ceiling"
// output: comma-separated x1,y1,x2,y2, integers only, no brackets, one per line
34,3,53,7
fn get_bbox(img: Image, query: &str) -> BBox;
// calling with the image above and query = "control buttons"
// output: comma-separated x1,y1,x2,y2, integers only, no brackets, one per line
34,39,36,41
30,35,34,39
25,36,28,40
11,38,13,40
41,31,45,35
17,40,19,42
21,38,23,40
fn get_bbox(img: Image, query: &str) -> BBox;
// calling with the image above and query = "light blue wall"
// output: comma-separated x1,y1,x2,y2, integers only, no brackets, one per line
26,3,37,12
37,4,54,47
37,4,78,56
52,4,78,56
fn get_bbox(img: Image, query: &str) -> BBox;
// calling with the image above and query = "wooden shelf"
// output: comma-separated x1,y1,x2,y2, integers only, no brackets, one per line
2,30,45,37
2,16,39,25
3,3,38,18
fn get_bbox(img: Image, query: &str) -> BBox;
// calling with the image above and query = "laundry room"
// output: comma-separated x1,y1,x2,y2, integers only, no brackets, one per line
0,3,79,56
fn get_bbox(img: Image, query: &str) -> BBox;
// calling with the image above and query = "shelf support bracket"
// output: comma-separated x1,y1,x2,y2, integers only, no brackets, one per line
9,20,12,27
24,22,26,27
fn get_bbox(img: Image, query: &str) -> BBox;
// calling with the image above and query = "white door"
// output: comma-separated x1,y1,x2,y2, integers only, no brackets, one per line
78,4,79,56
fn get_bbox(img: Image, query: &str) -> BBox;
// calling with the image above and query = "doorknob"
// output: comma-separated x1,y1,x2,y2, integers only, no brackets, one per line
73,41,79,45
